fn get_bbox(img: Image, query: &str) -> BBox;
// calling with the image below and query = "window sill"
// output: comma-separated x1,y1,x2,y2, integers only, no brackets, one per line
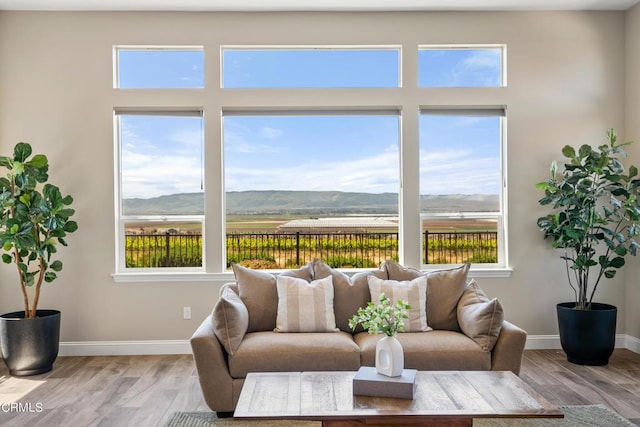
467,267,513,278
112,271,235,283
111,266,512,283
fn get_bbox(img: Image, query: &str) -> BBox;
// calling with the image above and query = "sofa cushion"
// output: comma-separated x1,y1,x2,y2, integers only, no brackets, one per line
212,285,249,355
233,263,277,333
354,330,491,371
280,262,314,282
312,258,386,333
275,275,338,333
458,279,504,352
367,275,431,332
229,331,361,378
384,261,470,331
233,263,313,332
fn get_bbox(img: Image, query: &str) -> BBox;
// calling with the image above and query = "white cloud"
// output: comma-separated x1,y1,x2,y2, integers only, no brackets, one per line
225,147,399,193
419,148,499,195
461,50,501,70
122,152,202,198
120,120,203,199
445,49,501,87
260,127,284,140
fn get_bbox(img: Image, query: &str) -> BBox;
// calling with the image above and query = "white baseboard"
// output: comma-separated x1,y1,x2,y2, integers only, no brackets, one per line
523,335,563,350
58,340,191,356
623,334,640,353
56,334,640,357
524,334,631,350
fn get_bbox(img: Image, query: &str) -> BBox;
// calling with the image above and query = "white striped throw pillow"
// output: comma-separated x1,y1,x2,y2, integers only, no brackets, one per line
275,275,339,333
367,275,431,332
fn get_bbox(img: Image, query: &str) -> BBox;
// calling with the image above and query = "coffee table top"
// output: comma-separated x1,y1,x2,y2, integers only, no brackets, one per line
234,370,563,423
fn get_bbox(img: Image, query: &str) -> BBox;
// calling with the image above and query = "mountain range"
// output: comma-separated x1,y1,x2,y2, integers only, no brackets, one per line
122,191,499,216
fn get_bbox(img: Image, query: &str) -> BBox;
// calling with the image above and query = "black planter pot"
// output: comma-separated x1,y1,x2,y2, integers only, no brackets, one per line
0,310,61,376
557,302,617,366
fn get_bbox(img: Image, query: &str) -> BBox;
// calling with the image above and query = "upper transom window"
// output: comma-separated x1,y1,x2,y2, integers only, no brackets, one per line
222,47,400,89
418,45,505,88
114,46,204,89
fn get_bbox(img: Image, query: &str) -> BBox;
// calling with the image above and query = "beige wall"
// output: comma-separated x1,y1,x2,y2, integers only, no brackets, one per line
0,11,631,343
625,3,640,340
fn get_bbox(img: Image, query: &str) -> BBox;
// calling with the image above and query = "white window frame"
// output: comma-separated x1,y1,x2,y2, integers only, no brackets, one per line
221,108,402,270
220,45,402,88
113,45,204,89
418,44,507,87
418,107,508,273
113,110,206,274
111,44,511,282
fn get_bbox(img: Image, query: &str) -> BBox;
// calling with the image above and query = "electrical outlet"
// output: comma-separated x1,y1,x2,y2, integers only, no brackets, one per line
183,306,192,320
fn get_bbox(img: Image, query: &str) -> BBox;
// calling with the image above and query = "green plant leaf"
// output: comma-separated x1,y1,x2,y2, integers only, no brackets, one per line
562,145,576,159
535,182,549,190
25,154,47,169
13,142,32,162
50,260,63,271
2,254,12,264
578,144,592,159
63,221,78,233
614,245,628,256
610,257,625,268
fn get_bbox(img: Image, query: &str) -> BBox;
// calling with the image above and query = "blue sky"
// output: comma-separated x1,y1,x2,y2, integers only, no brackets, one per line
118,47,502,201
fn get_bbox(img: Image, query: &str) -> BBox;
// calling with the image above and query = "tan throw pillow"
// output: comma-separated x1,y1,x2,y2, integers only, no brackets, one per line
212,286,249,355
233,262,313,332
457,279,504,352
275,275,338,333
232,263,277,332
312,258,385,333
367,275,431,332
280,261,314,282
383,260,470,331
383,259,422,281
425,263,471,331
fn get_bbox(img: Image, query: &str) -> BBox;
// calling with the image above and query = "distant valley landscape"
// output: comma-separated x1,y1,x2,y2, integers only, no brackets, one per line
122,190,499,216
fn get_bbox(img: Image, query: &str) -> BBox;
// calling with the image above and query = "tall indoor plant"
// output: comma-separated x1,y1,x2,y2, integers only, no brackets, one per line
0,142,78,376
536,128,640,365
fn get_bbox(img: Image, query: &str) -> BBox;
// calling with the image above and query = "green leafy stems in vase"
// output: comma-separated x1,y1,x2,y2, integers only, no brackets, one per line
349,293,411,336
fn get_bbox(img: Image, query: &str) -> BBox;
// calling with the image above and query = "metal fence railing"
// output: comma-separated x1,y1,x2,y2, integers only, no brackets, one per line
125,230,498,269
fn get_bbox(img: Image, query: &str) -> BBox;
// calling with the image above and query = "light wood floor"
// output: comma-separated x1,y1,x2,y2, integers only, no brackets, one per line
0,349,639,426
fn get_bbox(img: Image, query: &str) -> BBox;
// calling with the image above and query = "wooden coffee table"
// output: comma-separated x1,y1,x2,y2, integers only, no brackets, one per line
234,370,563,426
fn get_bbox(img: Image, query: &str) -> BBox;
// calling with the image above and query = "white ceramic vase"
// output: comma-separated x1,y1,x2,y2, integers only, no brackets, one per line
375,335,404,377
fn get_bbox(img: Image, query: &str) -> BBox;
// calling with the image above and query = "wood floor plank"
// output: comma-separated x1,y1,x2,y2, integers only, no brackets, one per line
1,349,640,426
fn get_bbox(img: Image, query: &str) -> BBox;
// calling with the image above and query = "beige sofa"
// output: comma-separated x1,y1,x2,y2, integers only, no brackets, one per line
191,259,527,416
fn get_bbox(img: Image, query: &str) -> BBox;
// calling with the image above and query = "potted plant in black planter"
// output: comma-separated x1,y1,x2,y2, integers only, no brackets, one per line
537,128,640,366
0,142,77,376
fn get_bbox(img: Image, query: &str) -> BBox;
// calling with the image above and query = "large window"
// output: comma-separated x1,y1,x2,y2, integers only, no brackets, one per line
223,113,400,269
112,44,508,277
115,112,204,270
419,109,505,266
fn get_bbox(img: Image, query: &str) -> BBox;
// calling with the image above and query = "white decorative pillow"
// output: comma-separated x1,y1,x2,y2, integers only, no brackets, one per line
275,275,338,333
367,275,431,332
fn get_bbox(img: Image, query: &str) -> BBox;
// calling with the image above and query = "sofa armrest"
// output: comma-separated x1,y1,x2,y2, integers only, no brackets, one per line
490,320,527,375
190,315,235,412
